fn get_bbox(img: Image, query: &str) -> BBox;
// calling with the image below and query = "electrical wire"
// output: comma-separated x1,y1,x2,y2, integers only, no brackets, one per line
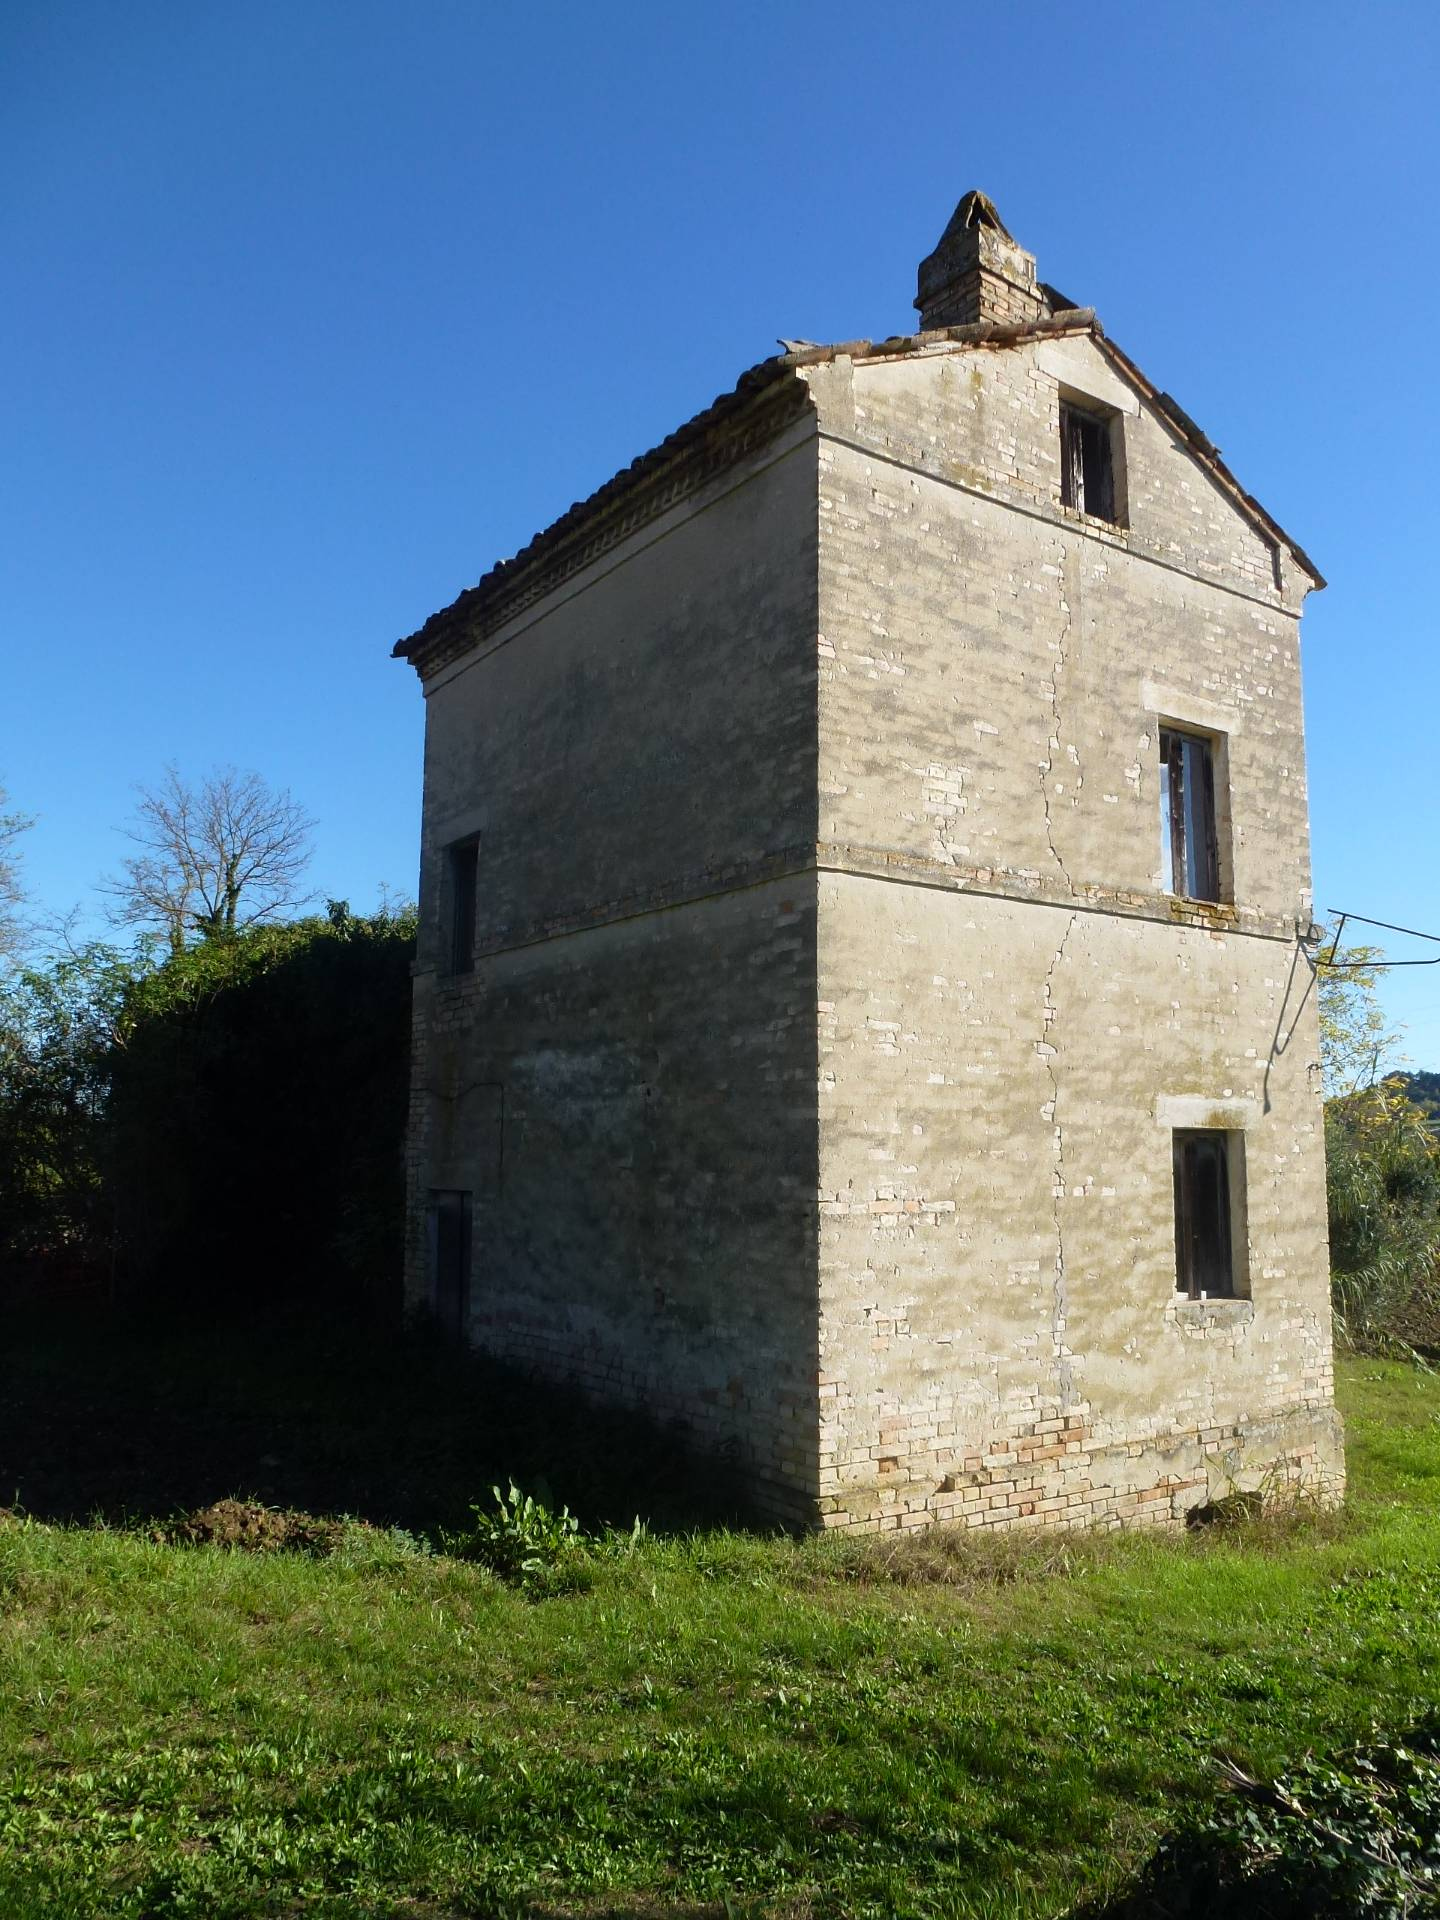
1319,910,1440,969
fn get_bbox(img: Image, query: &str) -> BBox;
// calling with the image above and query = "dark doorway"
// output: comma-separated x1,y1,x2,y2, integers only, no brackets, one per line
427,1189,473,1335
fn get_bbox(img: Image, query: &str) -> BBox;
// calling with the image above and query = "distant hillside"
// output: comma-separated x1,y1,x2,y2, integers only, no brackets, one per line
1393,1070,1440,1126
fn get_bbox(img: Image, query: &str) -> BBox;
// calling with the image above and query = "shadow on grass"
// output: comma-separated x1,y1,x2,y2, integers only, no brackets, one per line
0,1299,754,1538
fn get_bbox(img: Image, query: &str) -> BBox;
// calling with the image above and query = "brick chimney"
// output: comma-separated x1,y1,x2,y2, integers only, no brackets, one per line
916,190,1049,331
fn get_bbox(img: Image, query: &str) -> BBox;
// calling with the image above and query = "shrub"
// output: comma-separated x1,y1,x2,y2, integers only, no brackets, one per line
1327,1081,1440,1353
1081,1720,1440,1917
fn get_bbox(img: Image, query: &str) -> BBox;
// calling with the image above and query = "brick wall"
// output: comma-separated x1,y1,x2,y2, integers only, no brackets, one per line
414,420,819,969
403,426,824,1522
808,334,1341,1532
814,881,1341,1530
398,315,1340,1537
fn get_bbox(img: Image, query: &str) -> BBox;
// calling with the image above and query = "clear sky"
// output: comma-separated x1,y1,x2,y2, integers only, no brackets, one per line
3,2,1437,1054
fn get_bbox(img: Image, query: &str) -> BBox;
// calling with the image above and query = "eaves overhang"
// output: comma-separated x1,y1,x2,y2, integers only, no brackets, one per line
394,312,1322,677
1090,333,1324,591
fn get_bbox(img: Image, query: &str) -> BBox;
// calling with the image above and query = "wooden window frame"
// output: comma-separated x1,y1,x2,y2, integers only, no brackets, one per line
1060,400,1121,525
1159,727,1222,904
1172,1129,1247,1300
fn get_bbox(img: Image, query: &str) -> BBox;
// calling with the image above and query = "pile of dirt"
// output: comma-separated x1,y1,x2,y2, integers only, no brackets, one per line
158,1498,347,1555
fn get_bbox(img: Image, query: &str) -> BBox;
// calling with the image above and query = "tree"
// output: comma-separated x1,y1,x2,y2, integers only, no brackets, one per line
1311,917,1440,1351
105,766,315,952
0,779,33,960
0,937,153,1262
1315,917,1404,1098
1326,1080,1440,1350
0,906,415,1312
1392,1069,1440,1129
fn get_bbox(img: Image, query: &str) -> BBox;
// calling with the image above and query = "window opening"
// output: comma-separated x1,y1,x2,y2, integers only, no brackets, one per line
1172,1130,1240,1299
1060,402,1117,523
1159,728,1220,903
446,838,478,975
427,1189,472,1335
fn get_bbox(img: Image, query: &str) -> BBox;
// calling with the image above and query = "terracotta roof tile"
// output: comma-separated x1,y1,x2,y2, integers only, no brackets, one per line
395,314,1320,668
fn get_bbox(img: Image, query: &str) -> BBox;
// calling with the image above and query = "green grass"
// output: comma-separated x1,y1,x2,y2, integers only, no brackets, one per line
1,1356,1439,1918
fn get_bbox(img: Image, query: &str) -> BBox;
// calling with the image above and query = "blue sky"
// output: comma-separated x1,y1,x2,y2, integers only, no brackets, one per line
3,1,1437,1056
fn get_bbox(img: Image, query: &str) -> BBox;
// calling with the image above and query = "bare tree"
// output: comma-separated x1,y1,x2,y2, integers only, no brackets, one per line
105,766,315,952
0,780,32,960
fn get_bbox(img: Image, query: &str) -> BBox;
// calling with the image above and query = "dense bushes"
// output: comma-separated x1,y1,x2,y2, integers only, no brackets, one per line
0,905,415,1317
1326,1081,1440,1352
1083,1721,1440,1918
5,903,1439,1346
0,941,139,1265
1318,924,1440,1353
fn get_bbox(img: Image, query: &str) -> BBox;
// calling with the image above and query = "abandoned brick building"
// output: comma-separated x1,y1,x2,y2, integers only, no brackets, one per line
394,191,1344,1532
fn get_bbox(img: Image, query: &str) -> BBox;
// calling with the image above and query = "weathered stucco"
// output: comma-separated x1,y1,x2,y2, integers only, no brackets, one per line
806,331,1339,1529
403,421,823,1521
815,882,1336,1530
398,205,1342,1532
415,416,819,953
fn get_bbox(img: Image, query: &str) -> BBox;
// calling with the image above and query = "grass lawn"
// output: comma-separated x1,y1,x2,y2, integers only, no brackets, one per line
1,1347,1438,1918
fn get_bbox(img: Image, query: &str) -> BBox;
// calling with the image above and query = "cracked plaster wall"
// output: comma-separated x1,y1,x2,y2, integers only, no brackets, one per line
808,340,1340,1530
402,328,1341,1534
403,430,822,1520
805,340,1312,930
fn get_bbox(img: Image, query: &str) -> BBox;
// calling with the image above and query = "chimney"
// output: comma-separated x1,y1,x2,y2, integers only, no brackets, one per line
915,190,1049,331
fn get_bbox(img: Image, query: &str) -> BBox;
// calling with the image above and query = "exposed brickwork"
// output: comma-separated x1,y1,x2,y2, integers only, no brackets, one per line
396,201,1342,1536
817,1400,1341,1534
404,868,824,1526
915,192,1051,331
806,338,1291,611
808,321,1340,1533
413,424,819,969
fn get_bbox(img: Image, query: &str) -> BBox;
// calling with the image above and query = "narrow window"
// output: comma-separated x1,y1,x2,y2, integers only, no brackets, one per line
445,838,478,975
1172,1131,1243,1299
1060,402,1117,523
426,1189,472,1335
1159,728,1220,902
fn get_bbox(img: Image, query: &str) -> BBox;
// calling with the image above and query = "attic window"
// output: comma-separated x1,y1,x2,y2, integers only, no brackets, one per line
1060,401,1119,524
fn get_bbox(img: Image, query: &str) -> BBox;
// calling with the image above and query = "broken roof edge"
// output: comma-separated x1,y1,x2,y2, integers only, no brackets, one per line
391,353,809,667
394,313,1321,669
1091,335,1325,592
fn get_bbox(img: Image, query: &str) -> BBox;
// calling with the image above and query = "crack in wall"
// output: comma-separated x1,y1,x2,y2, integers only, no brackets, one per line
1040,551,1078,888
1039,911,1080,1408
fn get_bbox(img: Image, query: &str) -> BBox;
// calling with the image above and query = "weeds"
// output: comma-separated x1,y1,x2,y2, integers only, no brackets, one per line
441,1480,586,1587
0,1357,1436,1917
1081,1720,1440,1917
150,1499,432,1571
155,1497,346,1554
800,1522,1110,1591
786,1486,1348,1595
